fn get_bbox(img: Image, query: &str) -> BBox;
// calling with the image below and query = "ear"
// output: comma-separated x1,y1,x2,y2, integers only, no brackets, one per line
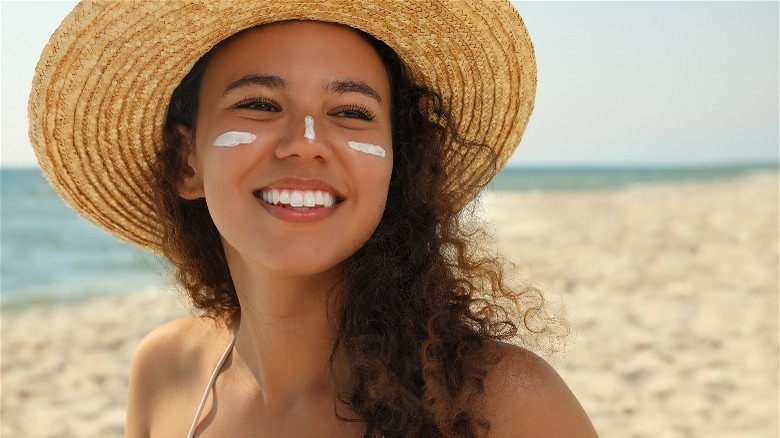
175,125,205,200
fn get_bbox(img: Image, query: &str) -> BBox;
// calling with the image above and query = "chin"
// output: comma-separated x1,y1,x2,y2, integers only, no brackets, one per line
256,254,348,279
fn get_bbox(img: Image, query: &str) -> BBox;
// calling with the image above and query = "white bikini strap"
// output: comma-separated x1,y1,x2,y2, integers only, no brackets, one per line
186,332,238,438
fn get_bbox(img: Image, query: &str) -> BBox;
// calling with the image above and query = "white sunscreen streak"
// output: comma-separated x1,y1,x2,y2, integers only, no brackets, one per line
213,131,257,147
348,141,386,158
304,115,316,141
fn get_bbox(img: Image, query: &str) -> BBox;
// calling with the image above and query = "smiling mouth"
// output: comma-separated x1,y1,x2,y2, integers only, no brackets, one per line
255,188,341,209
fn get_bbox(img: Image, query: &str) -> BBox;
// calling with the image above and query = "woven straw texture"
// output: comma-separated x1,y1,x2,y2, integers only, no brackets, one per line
29,0,537,253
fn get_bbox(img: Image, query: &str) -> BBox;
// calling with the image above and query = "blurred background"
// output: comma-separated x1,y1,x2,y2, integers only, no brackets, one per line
1,1,778,437
0,1,780,309
2,1,777,309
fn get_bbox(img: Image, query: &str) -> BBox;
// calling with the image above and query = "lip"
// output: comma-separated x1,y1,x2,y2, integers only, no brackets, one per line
254,177,344,223
256,177,344,197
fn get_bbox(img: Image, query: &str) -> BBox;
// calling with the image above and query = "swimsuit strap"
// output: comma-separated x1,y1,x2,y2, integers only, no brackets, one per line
187,331,238,438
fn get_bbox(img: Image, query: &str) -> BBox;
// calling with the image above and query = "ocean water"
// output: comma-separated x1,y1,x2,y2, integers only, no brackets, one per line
1,169,165,311
489,164,777,192
1,164,775,311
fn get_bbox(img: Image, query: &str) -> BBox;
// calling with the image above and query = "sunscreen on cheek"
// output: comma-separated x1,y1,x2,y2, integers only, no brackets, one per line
348,141,387,158
213,131,257,147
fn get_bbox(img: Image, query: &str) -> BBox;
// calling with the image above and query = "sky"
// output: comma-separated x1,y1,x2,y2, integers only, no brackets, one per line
1,1,778,168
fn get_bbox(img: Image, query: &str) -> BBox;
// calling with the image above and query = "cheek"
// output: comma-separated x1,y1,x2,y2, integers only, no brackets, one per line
197,128,269,173
357,156,393,221
342,134,393,171
350,147,393,189
338,165,392,262
200,125,263,152
347,141,388,158
212,130,257,147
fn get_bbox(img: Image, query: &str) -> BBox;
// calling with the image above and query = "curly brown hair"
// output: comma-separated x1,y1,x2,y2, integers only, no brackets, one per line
153,27,555,438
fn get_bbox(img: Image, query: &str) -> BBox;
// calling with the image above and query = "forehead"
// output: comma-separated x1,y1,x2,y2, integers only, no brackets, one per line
202,20,389,94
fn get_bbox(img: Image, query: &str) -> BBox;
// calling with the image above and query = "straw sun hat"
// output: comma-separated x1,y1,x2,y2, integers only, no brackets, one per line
29,0,537,253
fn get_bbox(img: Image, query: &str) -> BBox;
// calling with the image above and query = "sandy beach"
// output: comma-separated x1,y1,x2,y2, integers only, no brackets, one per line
2,172,778,437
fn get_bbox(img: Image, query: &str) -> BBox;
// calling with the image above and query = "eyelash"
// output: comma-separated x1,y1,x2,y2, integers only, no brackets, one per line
233,97,280,112
232,98,375,121
334,105,375,121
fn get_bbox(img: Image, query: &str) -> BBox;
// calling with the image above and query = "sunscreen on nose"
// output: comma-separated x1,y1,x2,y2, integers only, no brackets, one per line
213,131,257,147
304,115,315,141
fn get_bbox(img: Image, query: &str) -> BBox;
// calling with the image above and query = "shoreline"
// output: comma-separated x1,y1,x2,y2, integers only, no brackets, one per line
3,170,776,316
0,285,169,316
2,172,778,437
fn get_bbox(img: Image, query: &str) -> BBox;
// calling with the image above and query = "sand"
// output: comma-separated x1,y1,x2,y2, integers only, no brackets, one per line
2,172,778,437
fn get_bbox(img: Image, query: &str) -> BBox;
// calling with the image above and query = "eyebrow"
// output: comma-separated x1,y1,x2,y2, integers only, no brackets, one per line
223,74,382,103
223,74,289,95
325,80,383,103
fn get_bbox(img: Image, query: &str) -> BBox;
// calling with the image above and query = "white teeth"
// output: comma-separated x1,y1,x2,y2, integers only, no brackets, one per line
303,191,316,207
290,191,304,207
260,188,337,208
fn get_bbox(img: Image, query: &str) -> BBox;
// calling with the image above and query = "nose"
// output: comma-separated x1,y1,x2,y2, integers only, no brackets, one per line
274,115,333,161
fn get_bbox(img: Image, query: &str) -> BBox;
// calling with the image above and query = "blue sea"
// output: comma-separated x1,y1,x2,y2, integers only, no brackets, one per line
1,164,776,312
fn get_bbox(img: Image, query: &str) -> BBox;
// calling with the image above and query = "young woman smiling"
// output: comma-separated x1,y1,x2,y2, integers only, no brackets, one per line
29,2,598,437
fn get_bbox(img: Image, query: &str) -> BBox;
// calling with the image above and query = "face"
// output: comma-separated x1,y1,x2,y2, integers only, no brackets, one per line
178,21,393,278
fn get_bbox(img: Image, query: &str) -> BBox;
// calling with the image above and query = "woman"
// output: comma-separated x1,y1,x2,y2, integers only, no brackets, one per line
29,2,597,437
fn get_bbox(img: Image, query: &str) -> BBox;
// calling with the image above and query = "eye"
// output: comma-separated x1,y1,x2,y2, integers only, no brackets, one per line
332,105,375,121
232,97,281,112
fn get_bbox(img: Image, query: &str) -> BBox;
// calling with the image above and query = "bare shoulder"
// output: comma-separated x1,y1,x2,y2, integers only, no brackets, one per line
481,342,598,437
126,315,231,437
130,316,221,382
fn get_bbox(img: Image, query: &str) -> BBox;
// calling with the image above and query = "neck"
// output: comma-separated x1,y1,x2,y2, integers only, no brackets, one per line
226,252,346,410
